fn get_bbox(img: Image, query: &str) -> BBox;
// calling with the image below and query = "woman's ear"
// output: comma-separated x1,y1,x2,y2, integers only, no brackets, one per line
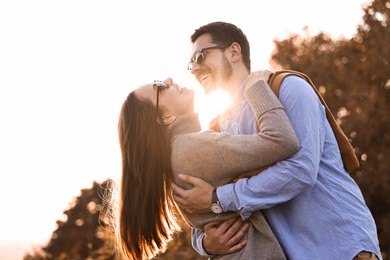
162,113,176,125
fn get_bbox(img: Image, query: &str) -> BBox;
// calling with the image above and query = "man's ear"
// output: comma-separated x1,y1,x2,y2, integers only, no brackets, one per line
229,42,242,62
229,42,242,63
162,113,176,125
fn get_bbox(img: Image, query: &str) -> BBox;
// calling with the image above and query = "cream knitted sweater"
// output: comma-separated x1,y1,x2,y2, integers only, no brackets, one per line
169,80,299,259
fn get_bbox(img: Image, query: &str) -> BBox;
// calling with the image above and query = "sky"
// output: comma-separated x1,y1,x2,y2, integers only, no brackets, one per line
0,0,368,258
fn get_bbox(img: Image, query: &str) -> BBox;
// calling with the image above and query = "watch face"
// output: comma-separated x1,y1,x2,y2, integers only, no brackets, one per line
211,203,223,214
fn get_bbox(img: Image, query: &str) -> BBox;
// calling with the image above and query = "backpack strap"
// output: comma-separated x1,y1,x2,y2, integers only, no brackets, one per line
267,70,360,173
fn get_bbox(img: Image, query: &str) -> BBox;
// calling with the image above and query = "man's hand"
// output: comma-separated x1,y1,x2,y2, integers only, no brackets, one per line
203,217,249,255
172,174,214,213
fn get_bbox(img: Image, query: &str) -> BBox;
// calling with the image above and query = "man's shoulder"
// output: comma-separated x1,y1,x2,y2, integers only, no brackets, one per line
279,75,316,98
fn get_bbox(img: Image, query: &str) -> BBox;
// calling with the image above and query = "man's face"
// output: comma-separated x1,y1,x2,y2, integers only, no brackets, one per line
189,34,233,94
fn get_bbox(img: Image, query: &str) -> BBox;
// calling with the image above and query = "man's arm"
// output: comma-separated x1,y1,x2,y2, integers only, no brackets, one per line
218,76,324,216
177,76,326,252
174,76,323,214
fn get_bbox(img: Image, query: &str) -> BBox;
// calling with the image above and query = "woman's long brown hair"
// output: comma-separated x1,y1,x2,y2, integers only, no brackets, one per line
116,92,181,259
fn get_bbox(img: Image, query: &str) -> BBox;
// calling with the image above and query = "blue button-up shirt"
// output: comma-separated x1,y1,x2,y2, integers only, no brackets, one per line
192,76,381,259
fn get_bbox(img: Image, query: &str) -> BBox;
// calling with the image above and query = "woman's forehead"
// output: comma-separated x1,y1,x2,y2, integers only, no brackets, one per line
134,83,155,99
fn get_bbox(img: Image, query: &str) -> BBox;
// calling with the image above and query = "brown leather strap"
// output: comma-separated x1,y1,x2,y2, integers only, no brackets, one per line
210,70,360,174
353,251,379,260
267,70,360,173
211,188,218,203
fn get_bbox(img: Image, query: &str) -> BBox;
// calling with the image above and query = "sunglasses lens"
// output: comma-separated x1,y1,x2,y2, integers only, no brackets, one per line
195,52,204,66
154,81,168,89
188,52,203,70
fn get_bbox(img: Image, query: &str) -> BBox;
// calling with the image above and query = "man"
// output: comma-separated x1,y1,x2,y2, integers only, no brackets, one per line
172,21,381,259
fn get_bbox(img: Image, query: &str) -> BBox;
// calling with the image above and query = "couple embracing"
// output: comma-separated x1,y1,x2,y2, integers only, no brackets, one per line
106,21,381,260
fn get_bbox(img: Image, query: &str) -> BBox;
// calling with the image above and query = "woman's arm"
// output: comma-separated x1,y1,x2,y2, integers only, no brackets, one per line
172,79,299,188
172,78,298,258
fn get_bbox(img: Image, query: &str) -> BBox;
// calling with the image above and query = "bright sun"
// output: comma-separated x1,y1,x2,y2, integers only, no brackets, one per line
194,89,233,130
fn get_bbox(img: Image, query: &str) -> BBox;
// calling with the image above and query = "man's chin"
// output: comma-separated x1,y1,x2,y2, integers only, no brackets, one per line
202,84,216,94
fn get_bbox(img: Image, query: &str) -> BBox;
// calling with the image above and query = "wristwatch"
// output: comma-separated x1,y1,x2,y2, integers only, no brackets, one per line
210,188,223,214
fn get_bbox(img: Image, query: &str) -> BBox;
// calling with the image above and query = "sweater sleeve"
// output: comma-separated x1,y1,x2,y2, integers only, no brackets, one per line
218,79,300,180
172,79,299,189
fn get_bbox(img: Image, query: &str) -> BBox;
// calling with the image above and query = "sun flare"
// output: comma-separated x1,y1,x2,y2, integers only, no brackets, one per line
194,89,233,130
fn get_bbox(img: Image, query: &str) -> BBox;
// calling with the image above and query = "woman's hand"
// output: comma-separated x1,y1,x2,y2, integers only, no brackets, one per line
172,174,214,213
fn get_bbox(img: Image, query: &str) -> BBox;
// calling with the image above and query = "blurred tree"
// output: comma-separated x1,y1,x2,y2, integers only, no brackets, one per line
155,221,207,260
270,0,389,258
23,179,204,260
23,180,116,260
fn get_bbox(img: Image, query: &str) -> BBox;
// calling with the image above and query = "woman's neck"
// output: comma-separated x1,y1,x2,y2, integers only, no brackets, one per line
165,113,201,139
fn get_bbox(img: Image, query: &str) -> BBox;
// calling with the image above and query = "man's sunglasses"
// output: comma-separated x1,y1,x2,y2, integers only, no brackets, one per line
187,45,229,71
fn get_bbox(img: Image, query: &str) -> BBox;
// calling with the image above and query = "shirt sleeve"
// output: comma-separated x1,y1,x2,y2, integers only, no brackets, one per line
191,228,214,257
217,76,326,219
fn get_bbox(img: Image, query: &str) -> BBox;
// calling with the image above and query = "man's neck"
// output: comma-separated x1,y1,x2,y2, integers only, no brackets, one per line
224,68,250,96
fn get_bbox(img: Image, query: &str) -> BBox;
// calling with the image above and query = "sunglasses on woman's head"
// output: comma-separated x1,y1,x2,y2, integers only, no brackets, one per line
153,80,170,108
187,45,229,71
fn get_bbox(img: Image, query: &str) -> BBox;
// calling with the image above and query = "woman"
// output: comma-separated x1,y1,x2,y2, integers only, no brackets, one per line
109,75,299,259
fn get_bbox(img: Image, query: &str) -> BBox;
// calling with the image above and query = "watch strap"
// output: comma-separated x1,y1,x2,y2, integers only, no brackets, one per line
211,188,218,203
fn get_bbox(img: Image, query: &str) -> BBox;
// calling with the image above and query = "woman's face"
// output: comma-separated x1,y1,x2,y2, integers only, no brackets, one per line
135,78,195,116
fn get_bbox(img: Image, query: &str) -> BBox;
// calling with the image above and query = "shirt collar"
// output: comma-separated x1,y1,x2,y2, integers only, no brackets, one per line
231,77,248,103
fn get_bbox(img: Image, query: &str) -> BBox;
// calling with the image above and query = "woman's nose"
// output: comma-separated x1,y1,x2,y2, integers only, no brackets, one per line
164,77,173,85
